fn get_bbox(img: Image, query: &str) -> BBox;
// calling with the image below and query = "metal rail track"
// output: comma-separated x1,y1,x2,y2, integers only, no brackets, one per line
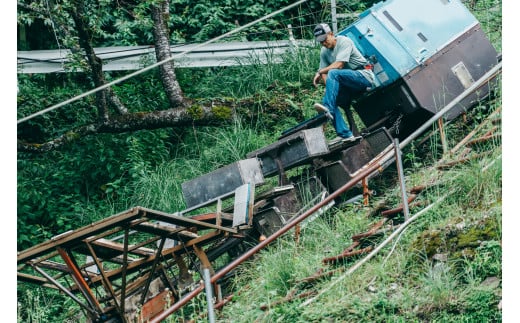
17,62,501,323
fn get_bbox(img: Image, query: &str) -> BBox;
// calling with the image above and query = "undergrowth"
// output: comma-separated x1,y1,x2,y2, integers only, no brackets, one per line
16,1,502,321
210,107,502,323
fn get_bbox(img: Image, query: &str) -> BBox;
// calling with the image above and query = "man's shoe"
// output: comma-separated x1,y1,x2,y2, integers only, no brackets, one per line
329,135,361,145
314,103,333,120
342,135,362,142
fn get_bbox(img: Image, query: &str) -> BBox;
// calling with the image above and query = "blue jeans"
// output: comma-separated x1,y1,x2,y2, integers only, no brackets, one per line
322,69,372,138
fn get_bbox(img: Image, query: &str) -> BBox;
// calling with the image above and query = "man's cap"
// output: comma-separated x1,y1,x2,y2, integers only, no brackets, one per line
313,23,332,42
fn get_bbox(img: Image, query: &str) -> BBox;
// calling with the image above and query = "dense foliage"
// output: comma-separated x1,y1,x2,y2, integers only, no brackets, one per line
17,0,387,250
16,0,502,322
18,0,380,50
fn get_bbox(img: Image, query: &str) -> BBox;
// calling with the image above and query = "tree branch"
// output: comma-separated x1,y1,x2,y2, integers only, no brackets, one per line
70,0,129,118
18,103,236,153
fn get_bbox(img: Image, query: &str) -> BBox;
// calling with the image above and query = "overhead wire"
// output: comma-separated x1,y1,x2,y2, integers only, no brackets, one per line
17,8,325,66
17,0,310,124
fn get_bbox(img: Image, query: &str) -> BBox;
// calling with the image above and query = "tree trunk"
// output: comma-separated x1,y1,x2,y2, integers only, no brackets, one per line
151,0,185,107
18,102,237,152
70,0,128,116
70,0,109,121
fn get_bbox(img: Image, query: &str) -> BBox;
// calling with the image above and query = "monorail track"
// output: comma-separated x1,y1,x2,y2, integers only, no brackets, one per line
18,0,502,317
17,61,501,323
151,65,502,323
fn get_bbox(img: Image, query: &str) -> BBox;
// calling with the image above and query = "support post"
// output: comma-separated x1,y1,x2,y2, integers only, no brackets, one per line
203,268,216,323
331,0,338,34
393,138,409,220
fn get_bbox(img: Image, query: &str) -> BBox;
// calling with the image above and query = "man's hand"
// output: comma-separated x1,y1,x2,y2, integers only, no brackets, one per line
313,71,322,87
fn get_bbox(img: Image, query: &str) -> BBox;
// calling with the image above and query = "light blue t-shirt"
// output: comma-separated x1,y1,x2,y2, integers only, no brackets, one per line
319,35,375,85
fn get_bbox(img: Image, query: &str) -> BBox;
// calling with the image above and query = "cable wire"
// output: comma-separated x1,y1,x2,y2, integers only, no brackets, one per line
17,0,309,124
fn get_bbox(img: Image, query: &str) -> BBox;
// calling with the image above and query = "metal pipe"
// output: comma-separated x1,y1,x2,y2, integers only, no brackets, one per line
150,61,502,323
203,268,216,323
394,138,409,220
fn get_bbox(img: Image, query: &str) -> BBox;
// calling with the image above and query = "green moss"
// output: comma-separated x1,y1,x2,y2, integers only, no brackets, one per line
411,216,500,261
456,220,499,249
412,230,445,258
211,105,233,120
186,104,204,119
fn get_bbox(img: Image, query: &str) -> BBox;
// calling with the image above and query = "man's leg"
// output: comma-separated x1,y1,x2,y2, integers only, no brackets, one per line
336,87,357,135
332,70,372,136
321,69,353,138
335,70,372,93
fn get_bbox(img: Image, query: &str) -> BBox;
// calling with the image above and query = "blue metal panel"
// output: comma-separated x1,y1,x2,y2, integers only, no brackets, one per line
370,0,477,61
339,0,499,140
339,15,417,86
338,0,479,86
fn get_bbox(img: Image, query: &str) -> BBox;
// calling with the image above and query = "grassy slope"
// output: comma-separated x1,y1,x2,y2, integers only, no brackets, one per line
17,1,503,322
158,94,501,323
164,3,503,321
165,2,503,321
165,5,503,319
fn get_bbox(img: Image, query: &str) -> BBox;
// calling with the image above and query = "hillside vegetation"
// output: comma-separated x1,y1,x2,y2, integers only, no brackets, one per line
212,106,502,322
17,0,502,322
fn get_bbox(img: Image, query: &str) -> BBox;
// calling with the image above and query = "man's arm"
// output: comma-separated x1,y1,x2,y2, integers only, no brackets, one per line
319,61,345,75
313,61,345,87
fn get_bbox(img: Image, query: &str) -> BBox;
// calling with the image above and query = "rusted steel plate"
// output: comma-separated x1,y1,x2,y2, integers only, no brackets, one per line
138,290,175,323
181,159,264,208
247,128,329,177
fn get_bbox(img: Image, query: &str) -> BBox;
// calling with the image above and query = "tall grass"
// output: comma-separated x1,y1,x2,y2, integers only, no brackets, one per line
214,103,502,322
18,1,502,321
179,45,320,99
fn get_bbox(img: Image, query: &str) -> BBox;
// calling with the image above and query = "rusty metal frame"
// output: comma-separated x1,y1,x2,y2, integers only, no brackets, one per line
17,206,241,322
57,247,103,315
